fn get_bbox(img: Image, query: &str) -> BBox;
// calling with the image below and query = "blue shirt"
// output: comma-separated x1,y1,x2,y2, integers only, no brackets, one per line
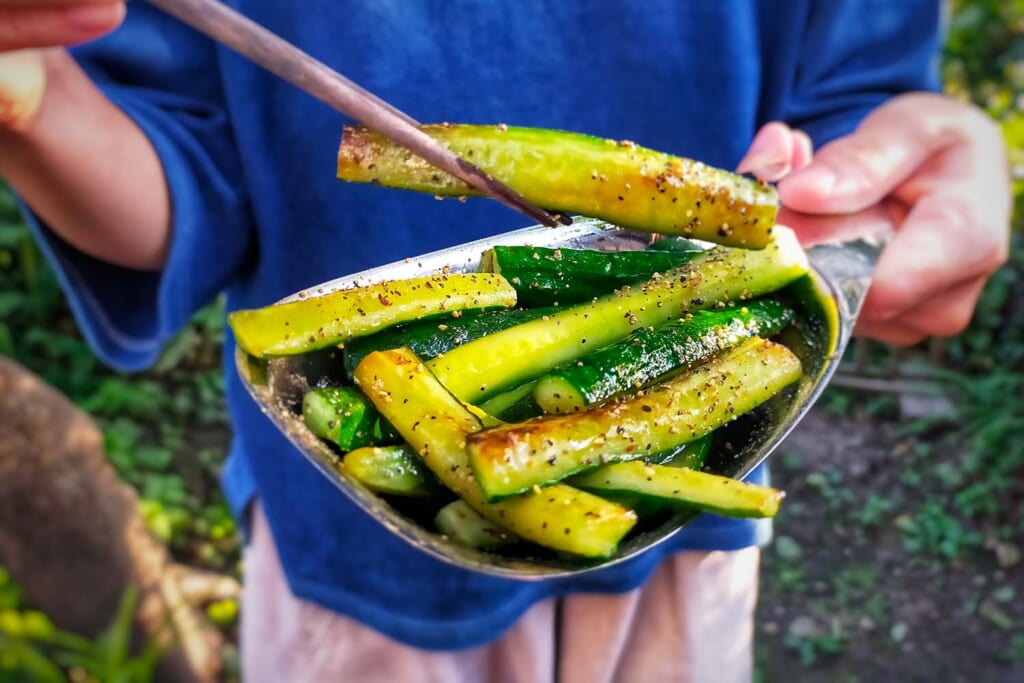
26,0,940,650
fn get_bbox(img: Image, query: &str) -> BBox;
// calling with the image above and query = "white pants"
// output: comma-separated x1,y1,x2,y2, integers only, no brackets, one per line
241,504,759,683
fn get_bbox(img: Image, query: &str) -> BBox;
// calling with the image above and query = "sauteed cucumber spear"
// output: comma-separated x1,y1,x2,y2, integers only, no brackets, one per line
337,124,779,248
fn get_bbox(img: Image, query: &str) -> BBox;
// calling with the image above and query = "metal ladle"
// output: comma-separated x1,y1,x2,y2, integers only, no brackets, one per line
236,219,879,578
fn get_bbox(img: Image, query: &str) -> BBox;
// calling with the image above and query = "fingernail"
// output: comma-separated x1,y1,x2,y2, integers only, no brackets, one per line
756,161,793,182
736,149,778,173
67,3,124,32
737,152,793,181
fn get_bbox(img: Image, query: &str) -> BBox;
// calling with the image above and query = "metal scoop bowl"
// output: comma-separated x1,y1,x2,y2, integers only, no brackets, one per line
236,218,879,579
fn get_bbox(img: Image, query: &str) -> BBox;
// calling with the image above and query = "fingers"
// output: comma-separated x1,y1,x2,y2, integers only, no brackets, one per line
780,184,1000,343
0,49,45,130
791,129,813,172
856,276,986,345
0,2,122,130
736,121,815,182
771,94,1010,348
851,187,1004,345
778,92,992,214
893,276,988,337
865,193,1007,320
853,319,928,347
777,200,895,247
0,2,124,52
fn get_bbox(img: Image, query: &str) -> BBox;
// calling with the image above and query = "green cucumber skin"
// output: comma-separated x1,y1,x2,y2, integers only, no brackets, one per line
466,338,803,500
478,381,543,422
435,500,518,550
303,387,381,451
488,245,700,307
569,461,784,518
337,125,779,248
343,307,556,378
653,434,713,469
492,394,543,422
303,387,400,450
533,300,794,414
429,227,809,403
647,236,706,254
342,445,441,496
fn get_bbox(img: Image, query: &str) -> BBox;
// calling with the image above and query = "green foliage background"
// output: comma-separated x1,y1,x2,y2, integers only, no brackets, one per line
945,0,1024,230
1,0,1023,679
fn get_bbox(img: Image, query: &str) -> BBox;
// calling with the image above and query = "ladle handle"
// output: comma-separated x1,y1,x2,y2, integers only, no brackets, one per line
805,236,884,345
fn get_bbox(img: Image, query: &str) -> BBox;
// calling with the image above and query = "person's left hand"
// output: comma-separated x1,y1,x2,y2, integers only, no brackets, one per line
736,93,1012,345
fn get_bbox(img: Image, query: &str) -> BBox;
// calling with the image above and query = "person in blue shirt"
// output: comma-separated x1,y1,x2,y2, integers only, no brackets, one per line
0,1,1011,681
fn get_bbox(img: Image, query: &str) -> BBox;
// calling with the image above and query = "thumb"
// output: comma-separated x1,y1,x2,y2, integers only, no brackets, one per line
0,50,45,132
778,93,975,214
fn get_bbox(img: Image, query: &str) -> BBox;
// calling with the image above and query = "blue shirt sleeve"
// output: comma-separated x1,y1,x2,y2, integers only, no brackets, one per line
784,0,943,147
22,3,256,372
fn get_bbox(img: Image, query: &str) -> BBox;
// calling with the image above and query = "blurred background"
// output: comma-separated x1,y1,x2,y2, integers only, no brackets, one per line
0,0,1022,681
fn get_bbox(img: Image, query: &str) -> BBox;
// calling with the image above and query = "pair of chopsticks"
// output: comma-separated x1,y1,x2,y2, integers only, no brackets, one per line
146,0,569,228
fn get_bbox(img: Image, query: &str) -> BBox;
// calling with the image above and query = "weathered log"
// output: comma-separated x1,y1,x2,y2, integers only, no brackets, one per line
0,356,223,682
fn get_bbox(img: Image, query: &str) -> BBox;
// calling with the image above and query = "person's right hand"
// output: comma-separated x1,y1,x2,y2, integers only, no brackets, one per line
0,1,125,131
737,95,1011,346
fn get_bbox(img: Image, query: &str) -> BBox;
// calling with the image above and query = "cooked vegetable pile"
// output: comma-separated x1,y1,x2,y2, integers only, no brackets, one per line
227,125,812,559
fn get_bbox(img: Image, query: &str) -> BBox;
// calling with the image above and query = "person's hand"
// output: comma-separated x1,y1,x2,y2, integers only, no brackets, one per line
0,1,168,271
0,1,125,131
736,93,1012,345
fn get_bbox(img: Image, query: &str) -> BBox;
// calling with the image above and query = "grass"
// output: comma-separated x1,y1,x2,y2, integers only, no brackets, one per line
0,581,162,683
758,226,1023,676
758,307,1024,679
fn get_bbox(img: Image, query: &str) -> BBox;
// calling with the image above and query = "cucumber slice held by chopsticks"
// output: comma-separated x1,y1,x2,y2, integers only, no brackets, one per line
337,124,779,248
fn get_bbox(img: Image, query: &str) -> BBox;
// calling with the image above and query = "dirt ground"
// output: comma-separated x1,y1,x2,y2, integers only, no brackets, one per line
755,406,1024,682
